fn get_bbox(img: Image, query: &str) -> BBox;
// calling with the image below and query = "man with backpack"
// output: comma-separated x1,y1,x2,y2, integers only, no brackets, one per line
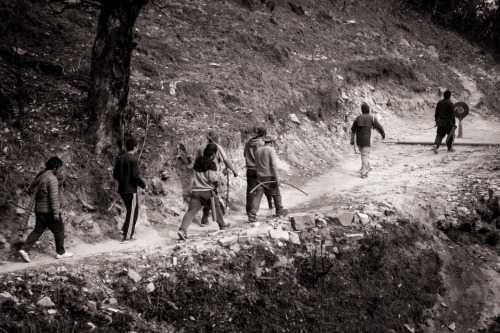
195,131,238,226
178,143,231,240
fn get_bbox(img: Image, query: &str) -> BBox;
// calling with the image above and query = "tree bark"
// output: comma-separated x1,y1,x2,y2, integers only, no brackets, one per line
87,0,147,153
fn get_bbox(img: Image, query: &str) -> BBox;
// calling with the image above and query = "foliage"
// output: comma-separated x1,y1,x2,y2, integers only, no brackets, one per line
405,0,500,54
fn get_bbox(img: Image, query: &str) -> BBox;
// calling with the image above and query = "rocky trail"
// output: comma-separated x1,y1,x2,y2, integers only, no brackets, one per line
1,111,500,332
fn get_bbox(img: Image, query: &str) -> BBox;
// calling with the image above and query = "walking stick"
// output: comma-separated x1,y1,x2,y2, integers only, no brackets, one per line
226,172,230,204
282,182,308,195
138,113,150,162
249,181,308,195
249,181,276,194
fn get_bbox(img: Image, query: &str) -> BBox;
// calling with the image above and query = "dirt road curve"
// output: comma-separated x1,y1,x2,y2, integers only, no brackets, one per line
1,111,500,332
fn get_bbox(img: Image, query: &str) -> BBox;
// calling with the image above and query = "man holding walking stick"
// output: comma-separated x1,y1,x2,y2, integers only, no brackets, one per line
178,143,231,240
113,138,147,242
248,135,285,222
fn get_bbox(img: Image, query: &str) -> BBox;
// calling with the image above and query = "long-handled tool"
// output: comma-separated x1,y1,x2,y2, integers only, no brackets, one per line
282,182,308,196
249,181,308,195
249,181,277,194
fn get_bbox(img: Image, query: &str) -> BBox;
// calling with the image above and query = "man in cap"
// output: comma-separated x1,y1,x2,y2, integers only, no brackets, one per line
350,102,385,179
244,127,274,217
248,135,284,222
195,131,238,226
433,90,456,154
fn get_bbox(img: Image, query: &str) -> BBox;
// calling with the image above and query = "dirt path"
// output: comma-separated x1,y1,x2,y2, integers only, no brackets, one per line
2,110,500,331
1,113,498,270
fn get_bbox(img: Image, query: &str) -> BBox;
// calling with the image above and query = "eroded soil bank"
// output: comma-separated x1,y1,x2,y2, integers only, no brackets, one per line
1,114,500,332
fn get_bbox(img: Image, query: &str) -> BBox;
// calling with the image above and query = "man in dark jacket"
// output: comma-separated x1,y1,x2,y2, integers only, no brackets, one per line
113,138,146,242
350,103,385,179
433,90,456,154
243,127,274,216
18,157,73,262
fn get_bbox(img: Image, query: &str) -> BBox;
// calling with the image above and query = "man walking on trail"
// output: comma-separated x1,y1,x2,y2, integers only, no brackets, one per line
350,102,385,179
433,90,456,154
248,135,284,222
178,143,231,240
244,127,275,216
195,131,238,226
18,157,73,262
113,138,146,242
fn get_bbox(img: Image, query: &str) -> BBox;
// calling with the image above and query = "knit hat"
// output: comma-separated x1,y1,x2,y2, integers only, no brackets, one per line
256,127,267,137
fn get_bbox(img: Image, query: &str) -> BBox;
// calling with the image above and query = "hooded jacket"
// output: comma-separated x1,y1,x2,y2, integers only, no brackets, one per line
244,136,265,170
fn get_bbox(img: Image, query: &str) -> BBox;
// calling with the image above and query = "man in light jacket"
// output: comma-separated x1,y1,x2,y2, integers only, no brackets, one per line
248,135,284,222
244,127,274,216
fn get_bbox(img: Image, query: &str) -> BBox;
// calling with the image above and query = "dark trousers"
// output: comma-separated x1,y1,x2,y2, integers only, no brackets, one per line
121,192,139,240
181,190,225,231
246,169,274,215
22,213,65,255
434,124,454,151
248,176,283,221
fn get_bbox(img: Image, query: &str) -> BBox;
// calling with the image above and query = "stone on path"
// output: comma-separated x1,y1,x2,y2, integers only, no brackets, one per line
290,215,315,231
356,212,370,225
269,228,289,242
37,296,55,307
289,232,301,245
334,211,354,226
128,269,142,283
218,235,238,247
0,292,16,305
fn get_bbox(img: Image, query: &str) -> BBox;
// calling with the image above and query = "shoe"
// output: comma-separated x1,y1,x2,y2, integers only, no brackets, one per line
361,174,368,179
121,238,137,243
56,252,74,259
200,218,209,227
248,218,257,223
276,209,289,217
447,148,455,153
432,144,438,154
220,223,232,231
177,228,187,240
18,250,30,263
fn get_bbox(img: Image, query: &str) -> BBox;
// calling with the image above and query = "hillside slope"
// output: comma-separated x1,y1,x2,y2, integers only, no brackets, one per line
1,1,500,332
0,0,499,263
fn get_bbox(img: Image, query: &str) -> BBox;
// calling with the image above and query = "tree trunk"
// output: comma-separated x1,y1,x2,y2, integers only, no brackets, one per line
87,0,147,153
